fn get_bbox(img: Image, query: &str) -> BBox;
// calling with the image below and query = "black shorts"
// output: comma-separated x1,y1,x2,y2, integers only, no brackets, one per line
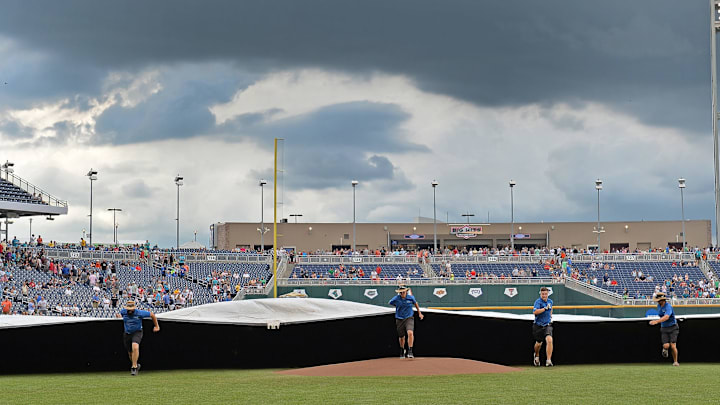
123,330,143,352
661,324,679,344
532,323,553,343
396,317,414,337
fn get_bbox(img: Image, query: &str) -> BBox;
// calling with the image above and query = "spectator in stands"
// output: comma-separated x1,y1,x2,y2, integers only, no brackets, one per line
117,300,160,376
649,293,679,366
1,296,11,314
37,296,48,315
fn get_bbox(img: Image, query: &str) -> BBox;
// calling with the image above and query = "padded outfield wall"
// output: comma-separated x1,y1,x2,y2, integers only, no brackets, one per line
2,299,720,374
274,284,720,317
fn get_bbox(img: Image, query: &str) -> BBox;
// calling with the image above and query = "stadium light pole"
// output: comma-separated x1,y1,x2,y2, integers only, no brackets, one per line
290,214,303,224
509,180,516,251
594,179,603,251
2,160,14,181
679,178,687,250
711,0,720,247
462,212,475,224
259,179,267,252
175,175,183,250
352,180,359,252
28,217,32,244
86,169,97,246
107,208,122,245
431,180,438,254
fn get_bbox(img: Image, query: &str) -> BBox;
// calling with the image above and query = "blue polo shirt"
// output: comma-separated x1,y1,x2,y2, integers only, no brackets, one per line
120,308,152,334
533,297,553,326
389,294,417,319
657,302,677,327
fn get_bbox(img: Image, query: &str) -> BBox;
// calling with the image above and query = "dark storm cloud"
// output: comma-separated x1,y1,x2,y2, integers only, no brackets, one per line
242,101,421,189
0,0,710,133
94,65,258,144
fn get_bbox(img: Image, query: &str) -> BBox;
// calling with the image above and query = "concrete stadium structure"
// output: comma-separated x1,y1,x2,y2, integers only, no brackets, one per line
213,220,711,252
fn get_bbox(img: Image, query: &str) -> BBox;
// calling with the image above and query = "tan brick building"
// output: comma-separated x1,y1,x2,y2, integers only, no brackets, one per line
212,219,712,252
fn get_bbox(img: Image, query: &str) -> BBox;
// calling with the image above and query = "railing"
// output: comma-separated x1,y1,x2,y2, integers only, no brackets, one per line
154,251,272,263
296,253,697,265
279,277,561,287
0,168,68,208
565,277,623,305
623,298,720,306
35,248,140,262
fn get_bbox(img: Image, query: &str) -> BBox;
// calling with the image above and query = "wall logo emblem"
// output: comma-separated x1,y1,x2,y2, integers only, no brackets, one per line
468,288,483,298
504,287,518,298
293,289,307,296
364,289,378,299
433,288,448,298
328,289,343,299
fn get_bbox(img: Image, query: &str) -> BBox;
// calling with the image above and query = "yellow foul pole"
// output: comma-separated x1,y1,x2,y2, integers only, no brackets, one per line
273,138,278,298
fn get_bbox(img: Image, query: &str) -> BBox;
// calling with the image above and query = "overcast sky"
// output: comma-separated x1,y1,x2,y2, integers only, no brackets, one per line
0,0,716,247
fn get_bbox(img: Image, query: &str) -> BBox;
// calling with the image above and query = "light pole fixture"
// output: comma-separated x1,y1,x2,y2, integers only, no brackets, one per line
593,178,604,251
679,178,686,249
2,160,14,181
289,214,303,223
352,180,359,252
462,212,475,224
509,180,516,251
431,180,438,254
259,179,267,251
107,208,122,245
174,174,183,249
711,0,720,247
87,169,97,246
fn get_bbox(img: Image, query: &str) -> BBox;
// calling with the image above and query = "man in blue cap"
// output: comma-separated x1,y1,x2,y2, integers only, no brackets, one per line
532,287,554,367
389,285,424,358
649,292,679,366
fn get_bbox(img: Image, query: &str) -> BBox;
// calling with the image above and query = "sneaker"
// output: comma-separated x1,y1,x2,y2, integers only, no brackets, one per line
545,360,553,367
130,367,137,376
407,350,414,359
533,356,540,367
673,362,680,366
136,363,141,374
662,348,669,358
400,349,406,359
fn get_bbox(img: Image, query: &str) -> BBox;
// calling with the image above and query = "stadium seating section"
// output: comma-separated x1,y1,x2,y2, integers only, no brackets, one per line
0,178,47,204
0,259,271,317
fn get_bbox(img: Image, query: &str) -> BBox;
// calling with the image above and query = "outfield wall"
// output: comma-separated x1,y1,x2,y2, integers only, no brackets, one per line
274,284,720,317
1,299,719,373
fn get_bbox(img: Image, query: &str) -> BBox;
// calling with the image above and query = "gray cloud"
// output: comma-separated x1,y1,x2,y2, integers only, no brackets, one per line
239,101,422,189
121,179,155,199
0,0,710,134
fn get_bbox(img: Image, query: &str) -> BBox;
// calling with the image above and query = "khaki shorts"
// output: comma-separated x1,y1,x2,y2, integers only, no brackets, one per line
395,317,415,337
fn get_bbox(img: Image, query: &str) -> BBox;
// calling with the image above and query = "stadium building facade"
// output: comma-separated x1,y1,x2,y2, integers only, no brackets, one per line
213,219,711,252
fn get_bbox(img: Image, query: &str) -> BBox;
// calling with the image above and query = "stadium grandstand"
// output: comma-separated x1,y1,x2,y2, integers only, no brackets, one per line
3,241,720,318
0,163,68,241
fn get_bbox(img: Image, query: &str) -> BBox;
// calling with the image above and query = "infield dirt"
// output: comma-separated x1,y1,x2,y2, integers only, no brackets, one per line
276,357,521,377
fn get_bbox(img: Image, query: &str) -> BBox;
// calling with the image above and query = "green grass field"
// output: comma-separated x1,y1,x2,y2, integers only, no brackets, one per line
2,364,718,404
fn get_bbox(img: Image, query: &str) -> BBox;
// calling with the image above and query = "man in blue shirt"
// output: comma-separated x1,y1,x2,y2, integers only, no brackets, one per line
117,300,160,375
649,292,679,366
532,287,554,367
388,285,424,359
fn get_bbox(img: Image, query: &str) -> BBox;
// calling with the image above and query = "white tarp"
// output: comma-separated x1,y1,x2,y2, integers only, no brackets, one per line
156,298,395,325
1,298,719,329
